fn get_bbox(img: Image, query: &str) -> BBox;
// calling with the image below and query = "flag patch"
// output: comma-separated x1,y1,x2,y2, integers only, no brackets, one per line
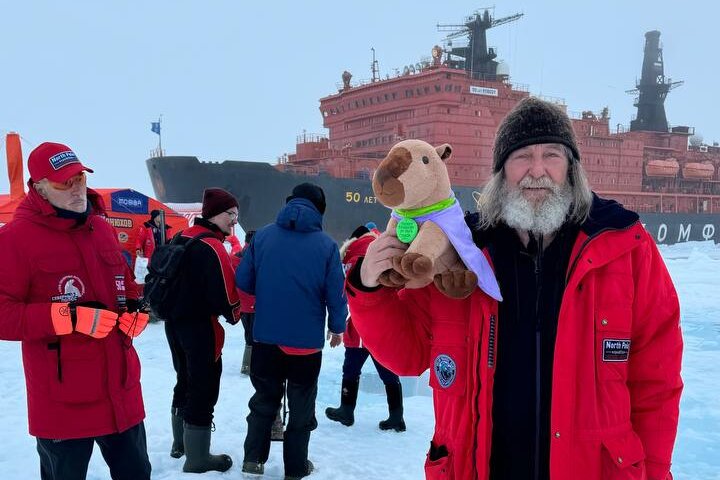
603,338,631,362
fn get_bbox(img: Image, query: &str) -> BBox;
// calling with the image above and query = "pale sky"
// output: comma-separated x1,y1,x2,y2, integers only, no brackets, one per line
2,0,717,198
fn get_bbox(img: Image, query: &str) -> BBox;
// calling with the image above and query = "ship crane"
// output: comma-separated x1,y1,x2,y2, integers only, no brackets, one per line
437,9,522,80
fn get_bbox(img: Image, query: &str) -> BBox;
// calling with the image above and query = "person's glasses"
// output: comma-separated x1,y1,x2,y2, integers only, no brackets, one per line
225,210,238,220
48,172,86,191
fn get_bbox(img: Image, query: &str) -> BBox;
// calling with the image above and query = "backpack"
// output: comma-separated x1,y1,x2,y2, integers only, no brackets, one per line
143,231,216,320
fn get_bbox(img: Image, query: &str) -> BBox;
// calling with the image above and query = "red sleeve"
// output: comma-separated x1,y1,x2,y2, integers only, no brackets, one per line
628,232,683,480
346,261,432,376
0,228,57,341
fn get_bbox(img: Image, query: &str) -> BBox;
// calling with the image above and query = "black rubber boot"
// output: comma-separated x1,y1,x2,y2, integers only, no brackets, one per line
379,382,406,432
325,379,359,427
182,423,233,473
170,408,184,458
241,345,252,375
284,459,314,480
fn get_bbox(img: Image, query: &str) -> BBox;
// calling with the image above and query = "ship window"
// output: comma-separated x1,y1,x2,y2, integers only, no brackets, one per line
362,99,367,106
446,73,451,79
369,97,373,104
392,92,397,99
435,84,441,92
416,88,422,95
424,86,429,94
384,94,389,101
355,101,359,108
377,96,381,103
454,86,461,93
445,84,452,92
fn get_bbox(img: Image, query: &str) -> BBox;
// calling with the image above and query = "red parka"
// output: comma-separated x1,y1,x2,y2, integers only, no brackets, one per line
0,188,145,439
340,231,378,348
348,219,682,480
233,244,256,314
135,221,171,259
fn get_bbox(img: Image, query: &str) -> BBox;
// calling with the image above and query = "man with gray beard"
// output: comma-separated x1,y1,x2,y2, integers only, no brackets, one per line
346,97,683,480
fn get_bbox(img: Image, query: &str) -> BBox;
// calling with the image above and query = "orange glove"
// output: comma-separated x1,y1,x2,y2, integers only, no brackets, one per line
50,303,118,339
118,311,150,338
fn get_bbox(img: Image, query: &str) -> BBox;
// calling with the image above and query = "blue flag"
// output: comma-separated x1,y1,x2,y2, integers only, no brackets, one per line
151,122,161,135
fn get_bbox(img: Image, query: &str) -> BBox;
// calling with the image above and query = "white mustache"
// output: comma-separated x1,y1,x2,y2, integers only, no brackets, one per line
518,176,559,191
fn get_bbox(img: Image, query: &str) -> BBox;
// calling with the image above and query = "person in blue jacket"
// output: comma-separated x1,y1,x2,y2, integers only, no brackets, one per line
236,182,347,480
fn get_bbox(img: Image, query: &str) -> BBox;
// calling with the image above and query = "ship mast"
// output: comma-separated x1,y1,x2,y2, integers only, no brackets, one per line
437,8,522,80
627,31,683,132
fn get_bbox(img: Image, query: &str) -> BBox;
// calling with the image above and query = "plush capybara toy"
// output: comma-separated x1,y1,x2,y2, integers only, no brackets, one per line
372,139,501,300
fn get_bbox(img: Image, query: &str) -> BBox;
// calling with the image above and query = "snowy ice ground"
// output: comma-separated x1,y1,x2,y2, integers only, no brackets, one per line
0,241,718,479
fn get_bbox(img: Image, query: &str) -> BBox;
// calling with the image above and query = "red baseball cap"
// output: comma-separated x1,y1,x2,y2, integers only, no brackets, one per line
28,142,94,183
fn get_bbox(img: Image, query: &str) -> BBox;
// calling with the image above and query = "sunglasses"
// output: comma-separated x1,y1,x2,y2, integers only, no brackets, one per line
48,172,86,191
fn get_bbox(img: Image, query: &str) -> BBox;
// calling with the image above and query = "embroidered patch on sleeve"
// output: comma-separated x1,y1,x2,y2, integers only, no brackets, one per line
602,338,631,362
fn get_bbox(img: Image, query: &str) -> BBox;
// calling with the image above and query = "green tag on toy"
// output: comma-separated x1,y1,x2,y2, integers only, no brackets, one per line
396,218,419,243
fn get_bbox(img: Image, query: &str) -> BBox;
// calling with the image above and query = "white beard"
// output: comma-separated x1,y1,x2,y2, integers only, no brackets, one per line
500,176,572,236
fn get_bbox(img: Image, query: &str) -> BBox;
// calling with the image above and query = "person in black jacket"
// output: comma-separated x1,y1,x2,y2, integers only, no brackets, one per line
164,187,242,474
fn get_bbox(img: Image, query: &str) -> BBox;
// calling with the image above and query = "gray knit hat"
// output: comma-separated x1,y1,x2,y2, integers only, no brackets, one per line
492,97,580,172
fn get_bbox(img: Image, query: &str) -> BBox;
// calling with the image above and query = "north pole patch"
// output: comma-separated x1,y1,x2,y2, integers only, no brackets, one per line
602,338,631,362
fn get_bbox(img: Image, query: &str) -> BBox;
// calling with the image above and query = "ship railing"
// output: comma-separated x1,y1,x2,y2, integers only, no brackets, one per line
296,133,329,144
509,82,530,92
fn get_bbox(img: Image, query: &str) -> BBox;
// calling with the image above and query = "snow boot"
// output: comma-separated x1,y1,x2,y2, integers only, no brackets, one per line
379,382,406,432
182,423,233,473
271,407,285,441
242,461,264,475
325,378,359,427
284,459,314,480
241,345,252,375
170,408,184,458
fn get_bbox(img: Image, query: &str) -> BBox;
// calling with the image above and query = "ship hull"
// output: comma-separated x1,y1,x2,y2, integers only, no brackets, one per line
147,157,719,245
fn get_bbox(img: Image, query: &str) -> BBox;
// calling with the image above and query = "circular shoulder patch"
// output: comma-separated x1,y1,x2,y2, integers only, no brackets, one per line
433,354,456,388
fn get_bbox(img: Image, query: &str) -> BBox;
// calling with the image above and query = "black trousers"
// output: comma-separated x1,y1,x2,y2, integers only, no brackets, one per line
343,346,401,385
244,343,321,477
165,319,222,426
241,312,256,346
36,422,151,480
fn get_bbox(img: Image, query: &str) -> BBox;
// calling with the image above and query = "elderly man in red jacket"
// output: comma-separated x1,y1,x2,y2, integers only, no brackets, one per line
0,142,151,480
347,98,683,480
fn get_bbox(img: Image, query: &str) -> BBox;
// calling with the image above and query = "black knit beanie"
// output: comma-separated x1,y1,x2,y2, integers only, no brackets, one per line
349,225,369,240
286,182,326,215
492,97,580,172
201,188,239,219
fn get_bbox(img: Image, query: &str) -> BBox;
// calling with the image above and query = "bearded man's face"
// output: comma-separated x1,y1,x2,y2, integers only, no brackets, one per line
500,143,572,236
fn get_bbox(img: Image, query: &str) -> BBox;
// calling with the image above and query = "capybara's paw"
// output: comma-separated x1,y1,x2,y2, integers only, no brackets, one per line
397,253,432,279
433,270,478,299
378,269,408,288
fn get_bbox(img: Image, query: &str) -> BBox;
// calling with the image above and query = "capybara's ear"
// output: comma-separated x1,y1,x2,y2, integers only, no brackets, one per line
435,144,452,161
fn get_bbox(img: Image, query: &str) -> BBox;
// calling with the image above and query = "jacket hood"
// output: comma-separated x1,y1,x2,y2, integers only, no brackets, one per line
340,231,378,262
580,193,639,237
275,198,323,233
14,186,107,230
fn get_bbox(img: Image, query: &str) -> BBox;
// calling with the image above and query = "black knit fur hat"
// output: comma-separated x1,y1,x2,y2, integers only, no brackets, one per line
286,182,326,215
492,97,580,172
